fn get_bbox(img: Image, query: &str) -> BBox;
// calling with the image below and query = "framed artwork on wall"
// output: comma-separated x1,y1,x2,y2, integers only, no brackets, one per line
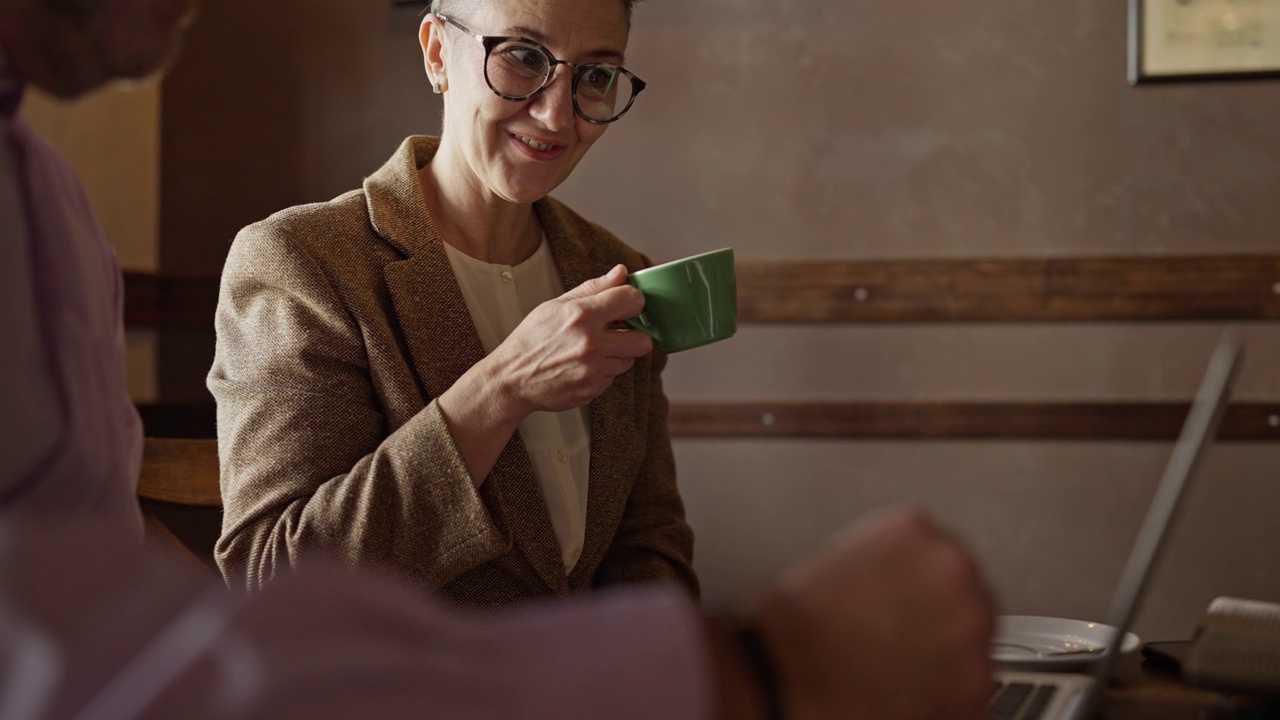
1129,0,1280,84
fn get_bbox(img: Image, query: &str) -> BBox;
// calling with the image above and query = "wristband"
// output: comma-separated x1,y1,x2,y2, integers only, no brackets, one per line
731,617,784,720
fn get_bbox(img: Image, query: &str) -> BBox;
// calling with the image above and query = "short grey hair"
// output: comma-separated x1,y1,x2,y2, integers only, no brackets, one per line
429,0,639,26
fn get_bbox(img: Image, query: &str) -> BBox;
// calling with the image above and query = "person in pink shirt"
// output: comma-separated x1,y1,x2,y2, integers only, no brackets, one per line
0,1,997,719
0,8,149,532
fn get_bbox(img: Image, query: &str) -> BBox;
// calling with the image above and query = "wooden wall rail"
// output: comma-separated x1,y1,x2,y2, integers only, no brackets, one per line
124,255,1280,329
139,401,1280,441
129,254,1280,441
667,401,1280,441
737,255,1280,323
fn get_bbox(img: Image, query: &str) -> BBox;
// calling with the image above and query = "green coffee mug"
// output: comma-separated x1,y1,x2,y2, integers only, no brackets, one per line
625,248,737,353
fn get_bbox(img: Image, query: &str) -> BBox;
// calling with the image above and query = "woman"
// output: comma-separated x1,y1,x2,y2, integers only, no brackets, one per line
208,0,698,607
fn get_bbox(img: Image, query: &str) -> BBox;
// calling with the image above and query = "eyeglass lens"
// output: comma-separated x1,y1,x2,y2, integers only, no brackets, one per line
487,40,637,123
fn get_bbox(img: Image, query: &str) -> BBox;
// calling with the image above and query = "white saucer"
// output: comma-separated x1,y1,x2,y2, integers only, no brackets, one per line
992,615,1141,672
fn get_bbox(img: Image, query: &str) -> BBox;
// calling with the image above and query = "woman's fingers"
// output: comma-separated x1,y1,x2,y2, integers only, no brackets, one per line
603,326,653,359
561,264,628,301
580,283,646,326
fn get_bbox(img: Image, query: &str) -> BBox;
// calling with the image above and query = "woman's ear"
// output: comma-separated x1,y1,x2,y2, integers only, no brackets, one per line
419,15,448,93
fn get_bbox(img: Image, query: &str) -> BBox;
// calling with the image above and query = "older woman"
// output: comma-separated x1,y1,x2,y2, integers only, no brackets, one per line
208,0,697,606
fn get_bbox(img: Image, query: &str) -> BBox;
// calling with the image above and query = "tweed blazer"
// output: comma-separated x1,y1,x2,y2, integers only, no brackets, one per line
209,136,698,606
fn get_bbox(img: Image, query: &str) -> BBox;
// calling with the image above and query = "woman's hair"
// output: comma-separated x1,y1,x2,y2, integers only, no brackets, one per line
429,0,639,25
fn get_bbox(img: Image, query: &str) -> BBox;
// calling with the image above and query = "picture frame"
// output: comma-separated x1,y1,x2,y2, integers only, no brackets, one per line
1129,0,1280,84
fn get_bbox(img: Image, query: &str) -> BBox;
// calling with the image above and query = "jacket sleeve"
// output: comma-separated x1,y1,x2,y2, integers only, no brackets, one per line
208,222,509,592
592,349,700,597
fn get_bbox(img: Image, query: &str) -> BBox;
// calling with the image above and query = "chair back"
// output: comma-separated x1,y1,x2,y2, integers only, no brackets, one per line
138,437,222,573
139,437,222,506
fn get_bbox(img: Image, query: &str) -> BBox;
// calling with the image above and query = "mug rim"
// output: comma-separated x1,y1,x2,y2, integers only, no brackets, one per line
631,247,733,276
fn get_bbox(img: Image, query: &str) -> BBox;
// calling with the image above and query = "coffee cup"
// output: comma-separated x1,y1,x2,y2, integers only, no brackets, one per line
625,247,736,354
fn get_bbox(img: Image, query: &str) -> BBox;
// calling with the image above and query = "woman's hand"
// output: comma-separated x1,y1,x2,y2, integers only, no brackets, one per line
437,264,652,486
492,264,653,414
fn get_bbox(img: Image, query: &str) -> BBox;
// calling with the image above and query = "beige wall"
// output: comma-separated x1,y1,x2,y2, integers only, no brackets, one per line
22,82,161,403
160,0,1280,639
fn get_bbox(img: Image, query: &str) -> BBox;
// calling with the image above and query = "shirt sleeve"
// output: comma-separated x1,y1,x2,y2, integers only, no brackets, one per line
0,118,62,500
0,518,714,720
221,570,715,720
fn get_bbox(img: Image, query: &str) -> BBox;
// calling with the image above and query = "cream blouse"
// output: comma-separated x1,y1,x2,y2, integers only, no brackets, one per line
443,239,590,572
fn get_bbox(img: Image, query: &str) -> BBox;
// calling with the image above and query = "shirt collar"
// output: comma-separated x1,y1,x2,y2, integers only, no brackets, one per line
0,45,25,119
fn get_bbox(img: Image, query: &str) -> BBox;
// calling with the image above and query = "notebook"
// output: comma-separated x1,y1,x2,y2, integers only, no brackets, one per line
989,332,1243,720
1183,595,1280,693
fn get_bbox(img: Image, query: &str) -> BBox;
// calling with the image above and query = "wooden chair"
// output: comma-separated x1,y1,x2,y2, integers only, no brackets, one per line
138,437,222,574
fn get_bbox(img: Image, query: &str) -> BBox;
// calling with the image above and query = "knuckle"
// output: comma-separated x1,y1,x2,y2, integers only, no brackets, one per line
562,303,590,327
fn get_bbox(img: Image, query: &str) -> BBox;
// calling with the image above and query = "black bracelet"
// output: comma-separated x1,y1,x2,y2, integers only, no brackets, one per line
732,617,785,720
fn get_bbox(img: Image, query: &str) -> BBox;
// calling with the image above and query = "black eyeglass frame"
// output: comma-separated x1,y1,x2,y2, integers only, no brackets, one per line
435,13,647,125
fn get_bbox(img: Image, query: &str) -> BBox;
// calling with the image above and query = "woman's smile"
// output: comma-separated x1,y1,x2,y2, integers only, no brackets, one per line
509,130,568,160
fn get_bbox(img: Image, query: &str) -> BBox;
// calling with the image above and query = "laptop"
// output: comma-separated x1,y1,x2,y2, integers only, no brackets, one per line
989,332,1243,720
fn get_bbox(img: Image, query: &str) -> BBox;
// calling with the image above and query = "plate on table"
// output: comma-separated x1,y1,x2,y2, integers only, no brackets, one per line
992,615,1141,672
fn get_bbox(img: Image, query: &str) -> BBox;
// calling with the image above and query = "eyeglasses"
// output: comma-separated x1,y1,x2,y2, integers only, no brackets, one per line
436,13,646,125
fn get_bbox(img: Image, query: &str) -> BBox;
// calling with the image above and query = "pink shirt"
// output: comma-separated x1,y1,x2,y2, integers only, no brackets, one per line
0,519,712,719
0,49,143,532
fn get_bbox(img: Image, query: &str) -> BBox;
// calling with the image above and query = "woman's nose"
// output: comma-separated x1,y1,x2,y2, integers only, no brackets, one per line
528,65,576,131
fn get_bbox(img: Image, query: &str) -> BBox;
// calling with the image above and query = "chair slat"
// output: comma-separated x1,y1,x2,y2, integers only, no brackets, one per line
138,437,221,507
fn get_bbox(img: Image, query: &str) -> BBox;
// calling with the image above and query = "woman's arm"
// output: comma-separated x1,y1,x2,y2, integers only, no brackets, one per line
210,223,508,592
592,350,700,596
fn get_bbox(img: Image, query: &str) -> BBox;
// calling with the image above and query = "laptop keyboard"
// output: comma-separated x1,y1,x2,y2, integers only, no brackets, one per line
990,681,1058,720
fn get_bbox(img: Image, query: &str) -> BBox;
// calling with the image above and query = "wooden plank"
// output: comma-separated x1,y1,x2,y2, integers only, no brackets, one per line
737,255,1280,323
138,437,221,506
667,401,1280,440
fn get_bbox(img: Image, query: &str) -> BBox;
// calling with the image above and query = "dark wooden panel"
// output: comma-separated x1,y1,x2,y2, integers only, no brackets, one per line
137,403,218,438
667,401,1280,440
737,255,1280,323
124,272,220,330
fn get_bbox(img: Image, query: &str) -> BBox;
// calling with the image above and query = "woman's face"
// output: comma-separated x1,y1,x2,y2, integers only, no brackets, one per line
431,0,629,204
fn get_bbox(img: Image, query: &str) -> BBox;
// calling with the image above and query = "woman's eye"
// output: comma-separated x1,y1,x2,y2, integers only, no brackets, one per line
497,46,548,75
582,67,616,91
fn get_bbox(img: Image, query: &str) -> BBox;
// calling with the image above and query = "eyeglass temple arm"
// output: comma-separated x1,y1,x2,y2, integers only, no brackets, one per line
434,13,485,44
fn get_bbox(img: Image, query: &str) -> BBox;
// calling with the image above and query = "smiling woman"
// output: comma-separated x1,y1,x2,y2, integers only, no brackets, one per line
208,0,699,607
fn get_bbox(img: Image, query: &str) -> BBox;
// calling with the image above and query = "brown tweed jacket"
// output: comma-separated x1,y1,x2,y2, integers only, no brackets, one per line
209,136,698,607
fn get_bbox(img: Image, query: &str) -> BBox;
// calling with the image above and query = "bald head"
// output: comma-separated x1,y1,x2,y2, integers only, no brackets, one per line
0,0,195,98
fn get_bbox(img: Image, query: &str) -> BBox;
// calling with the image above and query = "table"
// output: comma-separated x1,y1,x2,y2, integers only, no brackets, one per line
1101,649,1278,719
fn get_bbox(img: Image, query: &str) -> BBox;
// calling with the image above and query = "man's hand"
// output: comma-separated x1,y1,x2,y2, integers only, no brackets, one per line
738,506,996,720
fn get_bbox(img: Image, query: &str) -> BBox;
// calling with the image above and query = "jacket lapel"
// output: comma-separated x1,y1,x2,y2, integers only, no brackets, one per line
367,136,568,595
537,202,645,586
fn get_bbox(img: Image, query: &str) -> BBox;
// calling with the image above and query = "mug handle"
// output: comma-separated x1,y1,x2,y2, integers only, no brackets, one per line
623,313,656,337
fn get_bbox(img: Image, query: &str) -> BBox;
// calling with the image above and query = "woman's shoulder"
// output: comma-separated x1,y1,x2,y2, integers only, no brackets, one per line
227,189,391,276
235,189,368,249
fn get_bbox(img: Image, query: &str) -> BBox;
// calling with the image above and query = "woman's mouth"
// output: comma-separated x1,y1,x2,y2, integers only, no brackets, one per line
515,134,555,152
509,132,566,160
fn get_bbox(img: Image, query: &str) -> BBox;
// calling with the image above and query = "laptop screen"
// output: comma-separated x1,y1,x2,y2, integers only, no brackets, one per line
1079,332,1242,715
